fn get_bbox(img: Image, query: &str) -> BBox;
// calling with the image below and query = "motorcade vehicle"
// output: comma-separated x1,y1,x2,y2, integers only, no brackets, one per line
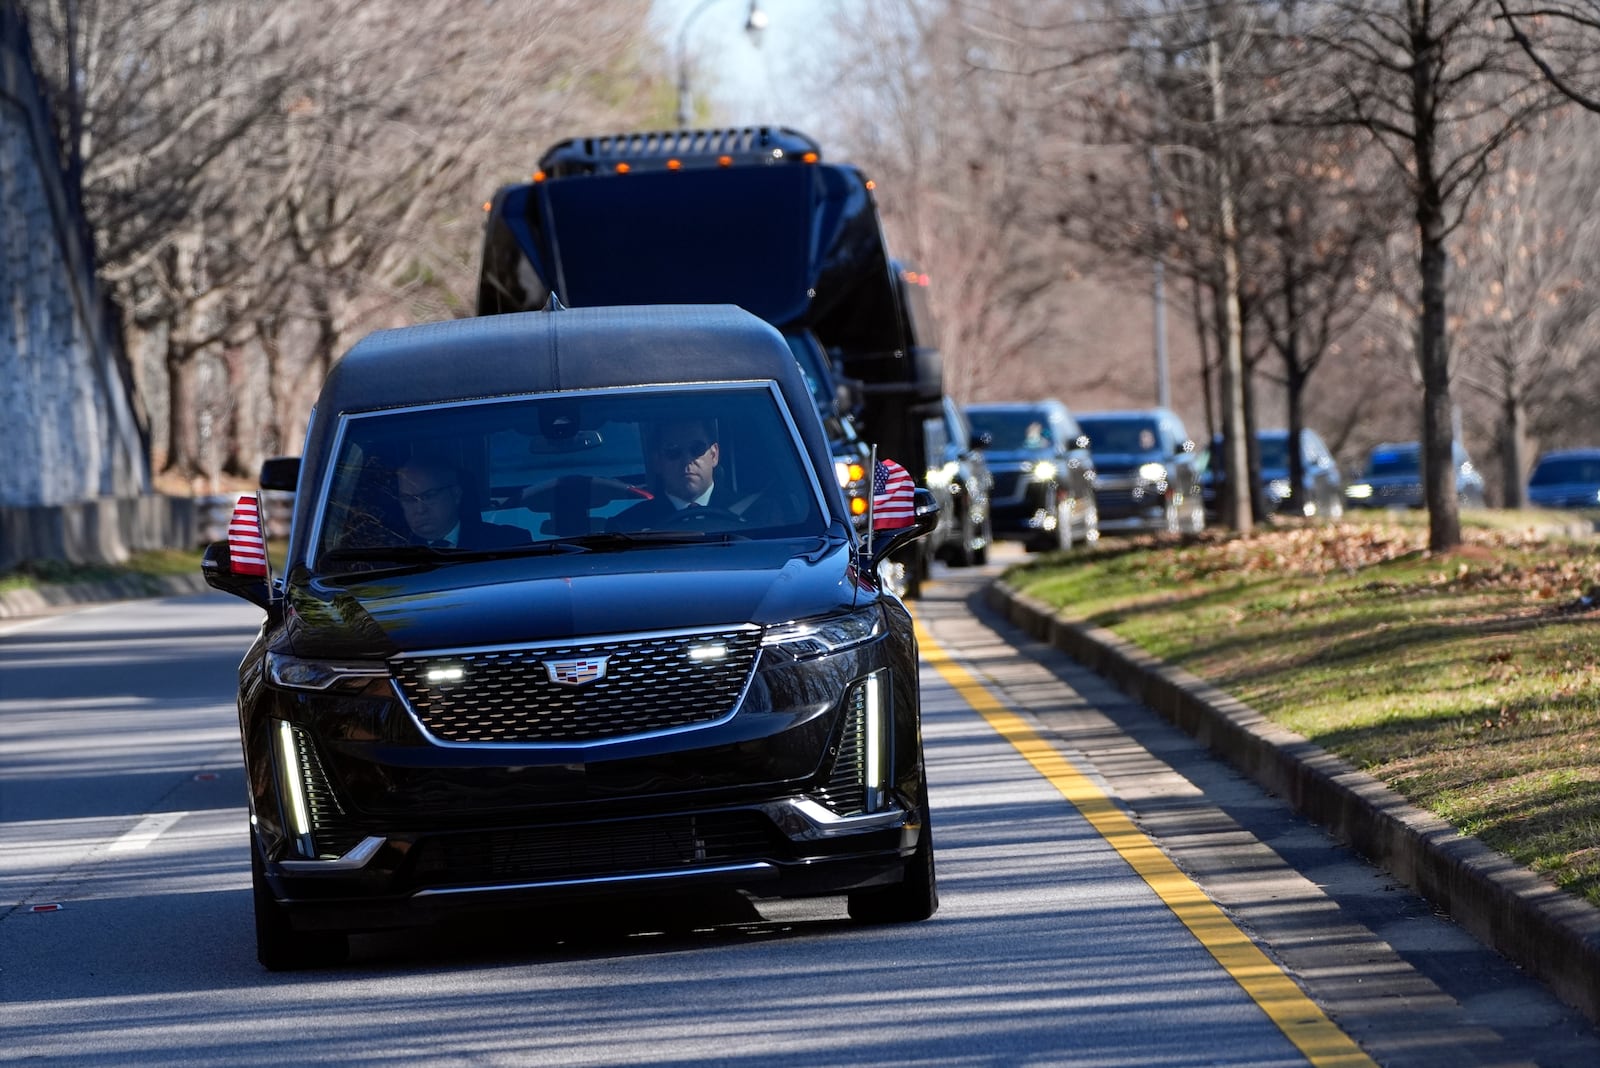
921,396,994,567
1525,448,1600,509
1076,408,1205,535
474,127,943,591
201,305,942,970
1345,440,1486,509
965,399,1098,551
1200,428,1344,522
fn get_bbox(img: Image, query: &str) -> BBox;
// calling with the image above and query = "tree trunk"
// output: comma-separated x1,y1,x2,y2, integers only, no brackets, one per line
1499,389,1529,509
1211,36,1251,535
1411,6,1461,551
163,337,201,480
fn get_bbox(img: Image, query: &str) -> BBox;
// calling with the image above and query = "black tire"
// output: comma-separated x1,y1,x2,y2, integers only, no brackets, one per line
946,506,977,568
252,839,348,971
847,816,937,924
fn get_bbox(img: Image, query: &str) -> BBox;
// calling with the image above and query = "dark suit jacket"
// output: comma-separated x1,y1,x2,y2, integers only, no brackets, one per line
610,482,739,530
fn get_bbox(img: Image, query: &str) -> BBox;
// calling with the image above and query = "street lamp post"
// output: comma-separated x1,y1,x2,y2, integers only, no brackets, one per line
676,0,768,127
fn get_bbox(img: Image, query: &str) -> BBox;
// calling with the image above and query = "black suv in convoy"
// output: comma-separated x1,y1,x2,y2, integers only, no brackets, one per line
1526,448,1600,510
202,306,942,969
965,400,1099,552
1344,440,1486,509
1076,408,1205,535
921,396,994,568
1201,428,1344,522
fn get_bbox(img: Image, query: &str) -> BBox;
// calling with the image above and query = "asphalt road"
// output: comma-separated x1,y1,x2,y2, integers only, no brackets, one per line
3,549,1599,1066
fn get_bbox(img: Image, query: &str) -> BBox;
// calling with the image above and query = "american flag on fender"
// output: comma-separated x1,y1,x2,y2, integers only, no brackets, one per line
227,494,269,577
872,459,916,530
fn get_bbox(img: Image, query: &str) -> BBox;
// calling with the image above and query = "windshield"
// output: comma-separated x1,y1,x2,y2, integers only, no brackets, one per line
968,410,1053,450
1530,456,1600,486
312,384,827,566
1257,435,1290,470
1079,417,1159,455
1365,446,1419,478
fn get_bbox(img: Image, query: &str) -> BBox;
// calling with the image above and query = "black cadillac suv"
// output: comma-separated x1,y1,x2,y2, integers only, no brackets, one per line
202,305,942,969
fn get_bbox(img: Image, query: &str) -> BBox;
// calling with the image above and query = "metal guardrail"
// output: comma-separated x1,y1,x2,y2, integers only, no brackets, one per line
196,492,294,543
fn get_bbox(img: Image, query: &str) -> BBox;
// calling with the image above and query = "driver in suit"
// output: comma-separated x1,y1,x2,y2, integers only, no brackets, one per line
397,458,530,549
612,418,736,528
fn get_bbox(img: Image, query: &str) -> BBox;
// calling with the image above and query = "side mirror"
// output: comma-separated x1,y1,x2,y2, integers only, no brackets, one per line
260,456,300,491
865,488,940,575
201,541,273,611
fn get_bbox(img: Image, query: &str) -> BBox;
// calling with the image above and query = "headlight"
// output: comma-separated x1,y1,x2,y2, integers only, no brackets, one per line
925,460,959,489
1031,461,1059,482
1346,483,1373,499
267,651,391,693
1267,478,1291,501
1138,462,1168,482
763,605,883,661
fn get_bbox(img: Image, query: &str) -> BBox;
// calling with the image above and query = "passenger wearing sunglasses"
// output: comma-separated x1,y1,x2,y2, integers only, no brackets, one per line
396,458,530,550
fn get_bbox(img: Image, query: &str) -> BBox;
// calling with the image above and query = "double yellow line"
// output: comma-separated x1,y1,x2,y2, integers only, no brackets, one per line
916,620,1375,1068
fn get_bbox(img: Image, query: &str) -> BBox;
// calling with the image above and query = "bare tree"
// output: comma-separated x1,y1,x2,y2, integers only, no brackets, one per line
1450,109,1600,503
1298,0,1558,550
23,0,667,482
1496,0,1600,111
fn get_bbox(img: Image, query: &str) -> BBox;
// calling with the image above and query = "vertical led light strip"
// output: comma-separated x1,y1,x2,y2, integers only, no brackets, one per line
864,670,885,810
275,720,314,856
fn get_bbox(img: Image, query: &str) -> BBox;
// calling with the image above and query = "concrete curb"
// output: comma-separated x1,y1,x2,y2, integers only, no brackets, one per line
0,572,211,619
987,577,1600,1027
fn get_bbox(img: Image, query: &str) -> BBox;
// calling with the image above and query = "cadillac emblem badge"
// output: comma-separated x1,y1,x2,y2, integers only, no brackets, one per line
544,655,609,686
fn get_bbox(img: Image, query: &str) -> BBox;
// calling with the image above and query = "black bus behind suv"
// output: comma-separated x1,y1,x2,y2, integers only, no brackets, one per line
202,305,941,969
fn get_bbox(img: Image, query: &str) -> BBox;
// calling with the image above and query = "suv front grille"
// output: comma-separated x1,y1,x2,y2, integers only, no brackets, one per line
391,627,762,745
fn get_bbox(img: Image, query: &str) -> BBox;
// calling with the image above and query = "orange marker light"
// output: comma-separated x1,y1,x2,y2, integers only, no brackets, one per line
848,463,865,482
532,170,547,183
802,151,819,164
615,163,631,174
718,155,734,167
482,201,491,212
667,158,682,170
851,496,868,516
865,179,876,190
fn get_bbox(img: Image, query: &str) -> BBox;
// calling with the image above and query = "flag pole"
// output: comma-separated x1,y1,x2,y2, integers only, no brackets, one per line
866,443,878,557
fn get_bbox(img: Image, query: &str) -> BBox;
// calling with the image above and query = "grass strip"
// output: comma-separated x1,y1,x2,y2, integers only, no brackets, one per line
1006,512,1600,908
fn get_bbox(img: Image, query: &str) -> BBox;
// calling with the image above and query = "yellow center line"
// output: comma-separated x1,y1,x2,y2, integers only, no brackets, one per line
916,619,1375,1068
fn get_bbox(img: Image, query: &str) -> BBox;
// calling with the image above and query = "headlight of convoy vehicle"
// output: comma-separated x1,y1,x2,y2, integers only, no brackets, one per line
926,460,959,489
1029,461,1059,483
762,605,883,662
1346,483,1373,499
1137,462,1169,484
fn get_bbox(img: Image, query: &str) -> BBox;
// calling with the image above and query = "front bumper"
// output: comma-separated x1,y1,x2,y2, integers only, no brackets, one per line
259,796,925,931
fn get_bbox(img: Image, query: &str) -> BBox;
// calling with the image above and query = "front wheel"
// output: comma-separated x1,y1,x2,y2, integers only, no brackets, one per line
847,817,937,924
253,839,348,971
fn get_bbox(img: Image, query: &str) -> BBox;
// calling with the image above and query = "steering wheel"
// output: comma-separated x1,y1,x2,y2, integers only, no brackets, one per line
662,504,747,527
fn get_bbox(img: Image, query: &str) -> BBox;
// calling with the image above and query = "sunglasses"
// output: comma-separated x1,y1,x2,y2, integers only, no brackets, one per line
656,439,712,462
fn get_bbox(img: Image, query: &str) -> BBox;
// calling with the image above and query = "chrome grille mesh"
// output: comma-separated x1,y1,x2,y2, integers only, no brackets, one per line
390,627,762,744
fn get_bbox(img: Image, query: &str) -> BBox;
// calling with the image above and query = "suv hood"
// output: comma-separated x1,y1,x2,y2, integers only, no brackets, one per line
286,540,859,657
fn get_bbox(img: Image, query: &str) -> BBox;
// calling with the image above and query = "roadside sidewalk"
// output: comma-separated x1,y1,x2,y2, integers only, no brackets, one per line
987,576,1600,1028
